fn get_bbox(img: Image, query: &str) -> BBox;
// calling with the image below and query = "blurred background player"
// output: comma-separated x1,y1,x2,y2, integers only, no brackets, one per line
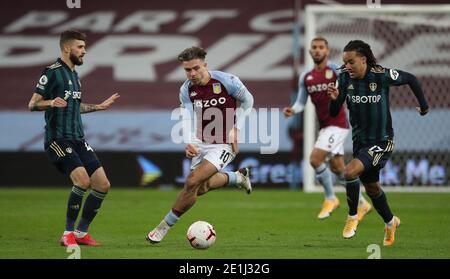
283,37,371,220
28,30,120,247
328,40,429,246
146,46,254,244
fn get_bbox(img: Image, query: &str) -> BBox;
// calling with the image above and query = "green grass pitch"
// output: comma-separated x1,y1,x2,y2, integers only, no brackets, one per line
1,188,449,259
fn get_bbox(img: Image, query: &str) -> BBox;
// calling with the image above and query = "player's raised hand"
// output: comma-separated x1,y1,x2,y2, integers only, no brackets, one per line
416,106,429,116
185,143,199,158
327,85,339,100
283,107,294,118
51,97,67,108
97,93,120,110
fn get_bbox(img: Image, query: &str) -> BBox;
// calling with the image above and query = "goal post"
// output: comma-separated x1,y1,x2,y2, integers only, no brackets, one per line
302,4,450,192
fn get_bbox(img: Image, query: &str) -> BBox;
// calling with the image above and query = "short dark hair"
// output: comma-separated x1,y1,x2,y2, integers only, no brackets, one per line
178,46,207,62
59,30,86,49
343,40,377,67
312,37,328,47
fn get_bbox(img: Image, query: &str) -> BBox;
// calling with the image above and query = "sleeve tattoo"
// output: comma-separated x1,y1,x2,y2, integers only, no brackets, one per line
80,103,98,114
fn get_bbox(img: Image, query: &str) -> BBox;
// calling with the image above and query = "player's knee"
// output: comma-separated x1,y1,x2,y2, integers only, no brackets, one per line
344,166,358,180
74,176,90,189
96,179,111,193
309,155,321,169
185,173,202,191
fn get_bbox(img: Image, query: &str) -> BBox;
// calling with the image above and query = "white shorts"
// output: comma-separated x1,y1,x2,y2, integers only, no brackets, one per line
190,142,236,171
314,126,349,155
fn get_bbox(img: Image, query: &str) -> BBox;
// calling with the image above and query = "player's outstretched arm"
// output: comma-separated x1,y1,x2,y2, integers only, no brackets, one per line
284,73,308,118
28,93,67,111
389,69,429,116
80,93,120,114
400,71,429,116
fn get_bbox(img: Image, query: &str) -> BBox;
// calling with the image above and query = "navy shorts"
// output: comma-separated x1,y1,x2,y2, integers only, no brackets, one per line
353,140,394,183
45,139,102,176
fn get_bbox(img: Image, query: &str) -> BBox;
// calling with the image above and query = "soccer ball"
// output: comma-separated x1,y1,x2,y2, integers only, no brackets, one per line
186,221,216,249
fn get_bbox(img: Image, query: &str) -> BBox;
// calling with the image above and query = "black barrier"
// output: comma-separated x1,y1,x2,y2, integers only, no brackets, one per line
0,151,447,187
0,258,444,277
0,152,301,188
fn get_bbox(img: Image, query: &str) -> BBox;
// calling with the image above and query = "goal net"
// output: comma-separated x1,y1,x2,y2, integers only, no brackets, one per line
302,5,450,192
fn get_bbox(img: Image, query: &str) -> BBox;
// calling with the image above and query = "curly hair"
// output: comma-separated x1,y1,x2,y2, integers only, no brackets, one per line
343,40,377,67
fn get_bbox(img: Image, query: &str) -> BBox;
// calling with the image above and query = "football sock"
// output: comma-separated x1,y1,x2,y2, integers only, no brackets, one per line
77,189,107,232
315,163,335,199
336,173,367,205
369,190,394,224
336,173,346,186
346,178,360,216
74,230,87,238
65,185,86,232
226,171,237,186
164,209,180,226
